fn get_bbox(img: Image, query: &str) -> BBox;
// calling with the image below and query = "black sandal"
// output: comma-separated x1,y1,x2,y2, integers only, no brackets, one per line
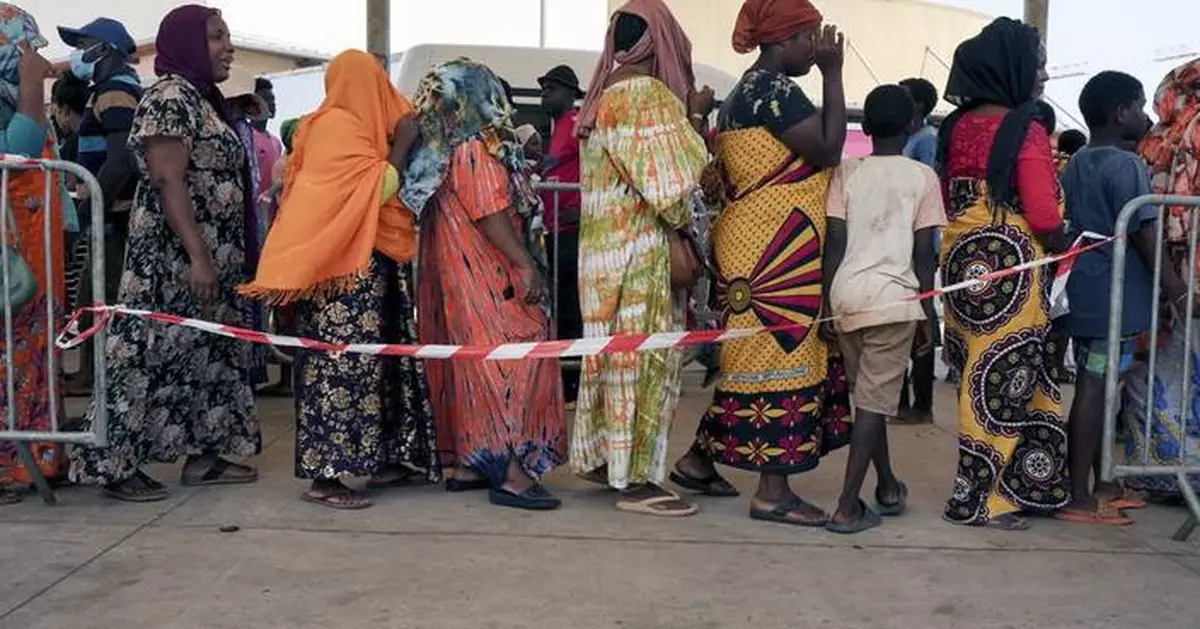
445,477,491,492
101,472,169,503
0,490,23,506
489,484,562,511
749,496,828,527
669,469,740,497
181,458,258,487
825,500,883,534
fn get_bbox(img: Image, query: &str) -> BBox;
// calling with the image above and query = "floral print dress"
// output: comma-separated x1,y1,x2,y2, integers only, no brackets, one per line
71,75,261,485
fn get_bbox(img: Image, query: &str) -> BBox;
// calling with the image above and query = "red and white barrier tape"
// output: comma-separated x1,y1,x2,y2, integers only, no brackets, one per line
54,232,1113,360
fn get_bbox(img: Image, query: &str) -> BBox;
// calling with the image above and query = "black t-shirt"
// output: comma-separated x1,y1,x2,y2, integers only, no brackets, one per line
717,69,817,136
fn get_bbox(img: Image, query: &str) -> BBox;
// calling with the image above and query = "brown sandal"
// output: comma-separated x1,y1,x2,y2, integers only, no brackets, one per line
181,458,258,487
1055,503,1133,526
616,485,698,517
301,488,373,510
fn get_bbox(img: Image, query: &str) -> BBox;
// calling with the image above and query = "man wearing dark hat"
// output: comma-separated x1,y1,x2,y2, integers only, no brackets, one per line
57,17,143,395
538,64,585,406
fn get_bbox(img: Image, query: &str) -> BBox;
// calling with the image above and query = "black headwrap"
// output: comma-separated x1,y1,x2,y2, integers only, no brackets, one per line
936,17,1042,209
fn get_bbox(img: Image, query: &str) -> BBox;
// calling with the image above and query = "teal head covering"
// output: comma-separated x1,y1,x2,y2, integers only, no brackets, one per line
280,117,299,154
0,4,48,127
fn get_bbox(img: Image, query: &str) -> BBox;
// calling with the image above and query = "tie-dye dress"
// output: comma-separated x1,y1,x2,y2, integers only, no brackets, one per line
571,76,708,489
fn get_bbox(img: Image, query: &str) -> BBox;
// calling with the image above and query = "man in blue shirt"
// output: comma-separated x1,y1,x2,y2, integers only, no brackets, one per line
57,17,142,395
1059,71,1188,525
895,77,941,423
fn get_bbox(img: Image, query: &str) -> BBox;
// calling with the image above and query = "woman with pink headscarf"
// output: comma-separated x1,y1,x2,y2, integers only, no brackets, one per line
571,0,713,517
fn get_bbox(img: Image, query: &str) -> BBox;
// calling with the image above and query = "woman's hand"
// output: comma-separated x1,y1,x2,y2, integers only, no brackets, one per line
812,25,845,73
17,43,51,85
516,264,545,305
189,256,220,303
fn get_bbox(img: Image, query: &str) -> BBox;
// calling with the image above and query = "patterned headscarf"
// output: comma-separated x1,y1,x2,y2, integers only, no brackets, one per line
1140,58,1200,216
401,57,536,221
0,4,48,127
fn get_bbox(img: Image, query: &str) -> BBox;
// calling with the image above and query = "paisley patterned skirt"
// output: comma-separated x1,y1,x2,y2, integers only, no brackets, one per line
940,178,1070,525
293,255,438,481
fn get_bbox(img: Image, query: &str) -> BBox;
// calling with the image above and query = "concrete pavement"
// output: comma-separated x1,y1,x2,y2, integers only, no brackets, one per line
1,372,1197,629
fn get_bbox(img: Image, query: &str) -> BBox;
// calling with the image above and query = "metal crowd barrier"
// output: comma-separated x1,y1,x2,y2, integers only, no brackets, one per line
1103,193,1200,542
1,155,107,505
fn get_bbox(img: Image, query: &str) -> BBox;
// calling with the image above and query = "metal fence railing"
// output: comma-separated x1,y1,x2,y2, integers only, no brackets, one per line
1103,193,1200,542
1,155,108,505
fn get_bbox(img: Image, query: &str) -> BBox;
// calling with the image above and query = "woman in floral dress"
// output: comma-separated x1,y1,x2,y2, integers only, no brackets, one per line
71,5,260,501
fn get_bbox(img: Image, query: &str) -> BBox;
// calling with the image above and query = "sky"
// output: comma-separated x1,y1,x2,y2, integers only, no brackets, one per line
39,0,1200,130
199,0,1200,130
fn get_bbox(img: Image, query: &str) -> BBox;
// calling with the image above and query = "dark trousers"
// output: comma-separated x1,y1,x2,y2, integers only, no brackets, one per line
546,228,582,403
900,307,939,414
899,350,935,413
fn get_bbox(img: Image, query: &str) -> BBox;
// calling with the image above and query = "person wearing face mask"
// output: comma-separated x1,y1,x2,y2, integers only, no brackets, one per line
56,17,142,396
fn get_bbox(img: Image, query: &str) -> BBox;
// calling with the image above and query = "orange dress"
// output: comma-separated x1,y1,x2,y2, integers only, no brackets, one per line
0,136,68,488
417,140,566,484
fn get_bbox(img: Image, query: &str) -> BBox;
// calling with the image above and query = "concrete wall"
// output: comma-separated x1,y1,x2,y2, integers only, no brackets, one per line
606,0,991,110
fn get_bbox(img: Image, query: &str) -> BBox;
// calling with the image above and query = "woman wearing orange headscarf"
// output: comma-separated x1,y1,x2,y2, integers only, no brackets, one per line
242,49,436,510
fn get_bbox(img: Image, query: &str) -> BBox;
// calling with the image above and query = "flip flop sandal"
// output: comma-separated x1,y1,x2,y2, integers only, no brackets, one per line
1054,505,1133,526
749,496,828,527
489,484,562,511
301,489,373,510
616,490,698,518
1106,495,1148,510
579,466,613,489
0,490,23,506
669,469,740,497
875,481,909,517
445,478,491,492
101,477,169,503
825,500,883,534
367,467,425,490
181,458,258,487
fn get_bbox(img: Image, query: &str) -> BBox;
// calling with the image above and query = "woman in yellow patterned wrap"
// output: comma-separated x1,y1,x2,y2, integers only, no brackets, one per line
670,0,859,527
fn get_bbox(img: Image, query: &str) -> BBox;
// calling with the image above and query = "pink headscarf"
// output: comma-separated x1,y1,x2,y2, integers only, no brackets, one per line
576,0,696,138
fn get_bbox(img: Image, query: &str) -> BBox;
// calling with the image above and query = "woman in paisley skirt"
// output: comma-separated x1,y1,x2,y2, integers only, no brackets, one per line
672,0,854,526
71,5,261,501
936,18,1070,530
405,59,566,511
242,49,435,510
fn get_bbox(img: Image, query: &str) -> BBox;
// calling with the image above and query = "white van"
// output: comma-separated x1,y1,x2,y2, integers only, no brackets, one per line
264,43,739,137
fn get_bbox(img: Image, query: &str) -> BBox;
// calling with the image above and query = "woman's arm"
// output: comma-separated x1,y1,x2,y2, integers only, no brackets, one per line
778,68,847,168
144,136,218,302
1016,125,1066,253
388,114,420,172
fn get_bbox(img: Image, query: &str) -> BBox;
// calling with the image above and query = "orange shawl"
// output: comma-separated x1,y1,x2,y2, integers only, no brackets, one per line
240,49,415,303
